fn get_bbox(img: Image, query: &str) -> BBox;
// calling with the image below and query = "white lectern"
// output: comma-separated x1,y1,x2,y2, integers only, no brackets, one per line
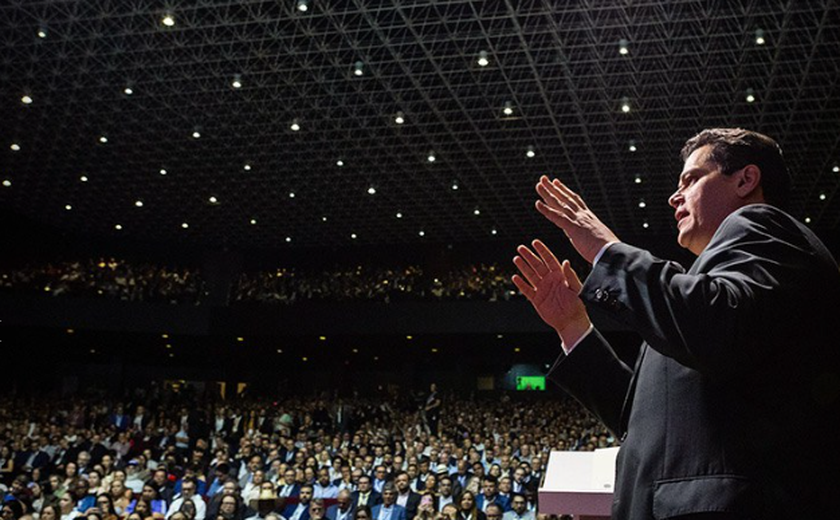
538,447,619,519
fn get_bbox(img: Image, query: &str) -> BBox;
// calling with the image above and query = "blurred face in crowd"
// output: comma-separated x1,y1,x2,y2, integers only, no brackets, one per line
483,479,497,498
459,493,475,512
511,496,527,515
485,505,503,520
374,467,387,481
40,506,58,520
142,485,157,501
318,468,331,486
382,488,396,507
253,470,265,485
220,497,237,516
59,495,75,513
222,481,237,495
394,473,409,493
357,476,372,493
181,481,196,499
309,502,325,520
299,486,313,504
283,470,296,485
438,478,452,497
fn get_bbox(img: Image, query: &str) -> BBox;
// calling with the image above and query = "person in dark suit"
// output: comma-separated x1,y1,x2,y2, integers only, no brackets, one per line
392,472,420,520
326,490,354,520
351,475,381,510
512,128,840,519
474,477,509,513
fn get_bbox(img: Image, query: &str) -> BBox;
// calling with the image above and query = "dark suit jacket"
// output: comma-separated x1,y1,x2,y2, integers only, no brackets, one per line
370,504,406,520
549,205,840,519
351,490,381,509
397,492,421,520
476,494,510,513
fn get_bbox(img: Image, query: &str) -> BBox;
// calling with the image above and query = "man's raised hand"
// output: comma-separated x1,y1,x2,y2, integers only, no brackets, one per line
535,175,619,264
512,239,591,346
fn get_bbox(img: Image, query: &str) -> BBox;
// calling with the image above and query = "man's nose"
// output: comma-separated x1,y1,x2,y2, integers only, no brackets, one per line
668,189,682,209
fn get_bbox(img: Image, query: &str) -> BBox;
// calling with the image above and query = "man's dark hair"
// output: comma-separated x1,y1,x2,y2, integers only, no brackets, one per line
680,128,791,209
482,475,497,485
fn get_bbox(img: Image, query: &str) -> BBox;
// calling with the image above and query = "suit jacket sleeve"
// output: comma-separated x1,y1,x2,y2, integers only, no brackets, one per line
582,204,832,378
547,328,632,435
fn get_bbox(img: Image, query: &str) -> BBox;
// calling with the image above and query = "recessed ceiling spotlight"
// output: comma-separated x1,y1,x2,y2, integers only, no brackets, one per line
2,180,11,187
396,211,403,219
819,193,826,201
643,221,649,229
80,175,88,182
805,217,811,224
243,163,251,171
297,0,309,12
209,196,218,204
37,27,47,38
231,74,242,89
290,119,301,131
628,140,637,152
99,136,108,143
502,101,514,116
21,95,33,104
10,143,20,151
832,165,839,173
162,14,175,27
353,60,364,76
181,222,189,229
321,216,328,222
336,159,344,166
350,233,357,239
367,186,376,195
634,175,642,184
451,181,459,190
250,219,257,225
755,29,765,45
745,88,756,103
65,204,72,211
159,169,167,175
618,38,629,55
427,151,436,162
123,87,133,95
620,97,631,113
115,224,123,230
418,230,425,237
477,50,490,67
192,130,201,139
473,208,480,215
134,200,144,207
491,229,497,235
526,146,536,158
394,111,405,124
638,200,646,208
289,192,295,198
285,236,292,242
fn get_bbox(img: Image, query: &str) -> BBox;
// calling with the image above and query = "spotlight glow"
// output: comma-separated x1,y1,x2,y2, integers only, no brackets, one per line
396,212,403,218
124,87,133,95
418,231,425,237
427,152,436,162
290,120,301,131
367,186,376,195
160,169,167,175
491,229,497,235
289,192,295,198
336,159,344,166
477,50,490,67
638,200,646,208
192,131,201,138
243,164,251,171
250,219,257,225
21,95,33,104
135,200,144,207
2,180,11,187
746,89,756,103
181,222,189,229
502,101,514,116
65,205,72,211
80,175,88,182
37,29,47,38
395,111,405,124
209,196,218,204
285,236,292,243
10,143,20,151
473,208,480,215
99,136,108,143
350,233,357,239
162,15,175,27
526,146,535,158
115,224,123,230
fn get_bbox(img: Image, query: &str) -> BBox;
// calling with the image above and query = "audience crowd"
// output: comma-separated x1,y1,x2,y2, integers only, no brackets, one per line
0,259,203,305
1,389,614,520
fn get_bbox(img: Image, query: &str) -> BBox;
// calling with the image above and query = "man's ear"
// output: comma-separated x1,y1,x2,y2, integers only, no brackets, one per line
735,164,763,200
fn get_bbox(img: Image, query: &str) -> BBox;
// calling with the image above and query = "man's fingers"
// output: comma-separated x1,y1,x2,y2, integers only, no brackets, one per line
563,260,583,293
535,200,571,231
551,178,586,209
513,253,541,289
539,176,579,212
536,180,574,216
532,239,563,273
511,274,536,301
517,244,549,278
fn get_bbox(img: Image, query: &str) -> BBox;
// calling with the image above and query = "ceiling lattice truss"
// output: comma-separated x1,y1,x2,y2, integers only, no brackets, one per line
1,0,839,248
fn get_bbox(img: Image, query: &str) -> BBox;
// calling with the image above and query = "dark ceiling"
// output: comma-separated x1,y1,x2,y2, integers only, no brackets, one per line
1,0,839,250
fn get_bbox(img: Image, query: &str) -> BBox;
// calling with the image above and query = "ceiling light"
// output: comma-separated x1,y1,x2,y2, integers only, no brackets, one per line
745,88,756,103
427,151,436,162
336,159,344,166
65,204,72,211
502,101,514,116
620,97,631,113
832,165,839,173
297,0,309,12
231,74,242,89
21,95,33,104
473,208,480,215
289,192,295,198
162,14,175,27
755,29,765,45
451,181,459,190
350,233,357,239
394,111,405,124
37,27,47,38
135,200,144,207
477,50,490,67
99,136,108,143
321,216,327,222
634,175,642,184
159,169,167,175
353,61,364,76
209,196,218,204
80,175,88,182
805,217,811,224
181,222,189,229
192,130,201,139
628,140,637,152
250,219,257,225
638,200,646,208
526,146,536,158
491,229,497,235
290,119,301,131
618,39,629,55
2,180,10,187
123,87,133,95
10,143,20,151
115,224,123,230
285,236,292,242
367,186,376,195
243,163,251,171
418,230,425,237
396,212,403,218
643,222,649,229
819,193,826,201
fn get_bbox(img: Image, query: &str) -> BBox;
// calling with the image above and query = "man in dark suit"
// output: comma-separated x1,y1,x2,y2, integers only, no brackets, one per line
326,490,354,520
371,484,406,520
392,472,420,520
351,475,381,510
513,128,840,519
